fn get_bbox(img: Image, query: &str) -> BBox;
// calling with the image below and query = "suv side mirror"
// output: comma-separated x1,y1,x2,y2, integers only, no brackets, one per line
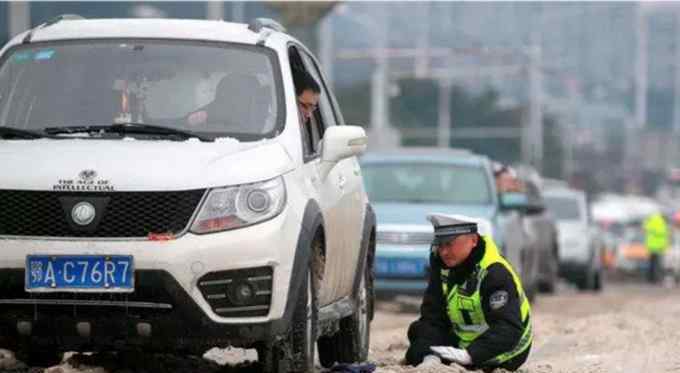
319,125,367,180
499,192,530,212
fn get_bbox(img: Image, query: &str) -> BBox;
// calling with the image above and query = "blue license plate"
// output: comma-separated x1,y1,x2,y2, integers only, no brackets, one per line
376,258,428,277
26,255,134,292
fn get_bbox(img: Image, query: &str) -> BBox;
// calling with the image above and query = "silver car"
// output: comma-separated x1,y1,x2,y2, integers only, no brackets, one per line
544,187,604,291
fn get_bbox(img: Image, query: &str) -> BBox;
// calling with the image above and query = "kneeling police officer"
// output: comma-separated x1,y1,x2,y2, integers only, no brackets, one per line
405,214,532,371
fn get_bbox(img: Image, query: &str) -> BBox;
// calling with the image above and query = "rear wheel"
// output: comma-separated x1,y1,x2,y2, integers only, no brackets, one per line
538,249,559,294
520,248,537,303
576,267,596,291
318,258,371,367
593,268,604,292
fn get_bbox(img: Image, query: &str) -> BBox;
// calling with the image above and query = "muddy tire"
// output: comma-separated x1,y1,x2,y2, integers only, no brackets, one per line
539,245,559,294
576,267,597,291
593,269,604,292
263,259,318,373
317,260,371,367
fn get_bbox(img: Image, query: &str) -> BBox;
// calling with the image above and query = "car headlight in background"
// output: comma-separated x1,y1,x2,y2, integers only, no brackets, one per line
191,177,286,234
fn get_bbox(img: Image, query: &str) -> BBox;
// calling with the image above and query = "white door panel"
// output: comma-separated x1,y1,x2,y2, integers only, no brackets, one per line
311,159,345,306
335,157,366,298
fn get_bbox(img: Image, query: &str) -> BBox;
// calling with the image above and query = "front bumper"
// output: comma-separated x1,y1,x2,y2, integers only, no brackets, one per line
0,208,303,349
0,269,280,352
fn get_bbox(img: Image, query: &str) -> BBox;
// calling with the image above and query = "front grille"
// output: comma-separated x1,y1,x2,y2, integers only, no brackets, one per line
377,230,433,245
0,189,205,238
198,267,273,318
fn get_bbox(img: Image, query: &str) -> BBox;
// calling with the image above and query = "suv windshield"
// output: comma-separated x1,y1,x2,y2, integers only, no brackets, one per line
362,162,492,204
0,40,282,141
545,196,581,221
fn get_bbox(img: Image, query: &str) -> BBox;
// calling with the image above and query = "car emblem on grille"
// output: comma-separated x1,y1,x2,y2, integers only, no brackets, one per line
71,202,96,226
79,169,97,181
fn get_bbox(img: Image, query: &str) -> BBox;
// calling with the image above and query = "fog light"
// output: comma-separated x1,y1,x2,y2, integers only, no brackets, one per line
17,321,31,336
76,322,91,337
230,282,254,306
137,322,152,337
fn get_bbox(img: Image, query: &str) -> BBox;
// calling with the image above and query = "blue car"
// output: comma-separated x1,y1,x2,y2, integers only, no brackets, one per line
361,148,530,295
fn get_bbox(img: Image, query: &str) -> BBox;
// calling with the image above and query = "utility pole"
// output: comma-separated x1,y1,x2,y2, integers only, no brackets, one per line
318,15,334,90
672,8,680,168
523,3,544,172
8,2,30,37
369,19,388,132
206,2,224,20
635,3,648,131
437,77,453,148
524,43,543,172
563,77,581,180
414,3,431,79
369,8,394,148
626,3,648,192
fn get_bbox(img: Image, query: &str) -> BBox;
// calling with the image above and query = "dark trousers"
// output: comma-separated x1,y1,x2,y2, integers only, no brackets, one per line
648,253,663,283
404,320,530,372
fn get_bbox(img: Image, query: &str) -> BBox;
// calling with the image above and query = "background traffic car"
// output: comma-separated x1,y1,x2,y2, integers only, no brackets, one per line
544,186,604,291
514,165,560,294
361,148,530,299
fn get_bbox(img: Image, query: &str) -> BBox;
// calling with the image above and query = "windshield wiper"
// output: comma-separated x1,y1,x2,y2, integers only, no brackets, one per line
0,126,47,139
45,123,214,142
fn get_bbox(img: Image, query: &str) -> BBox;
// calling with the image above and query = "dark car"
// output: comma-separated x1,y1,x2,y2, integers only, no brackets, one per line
514,165,560,294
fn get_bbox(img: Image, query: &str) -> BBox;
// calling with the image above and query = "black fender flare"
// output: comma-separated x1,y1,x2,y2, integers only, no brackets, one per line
270,200,324,336
351,203,376,318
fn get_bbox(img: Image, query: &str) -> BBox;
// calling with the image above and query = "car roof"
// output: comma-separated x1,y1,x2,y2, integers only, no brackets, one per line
361,147,487,167
9,18,282,48
544,187,584,199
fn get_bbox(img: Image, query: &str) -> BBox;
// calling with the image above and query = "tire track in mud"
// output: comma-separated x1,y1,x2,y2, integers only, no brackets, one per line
523,283,680,373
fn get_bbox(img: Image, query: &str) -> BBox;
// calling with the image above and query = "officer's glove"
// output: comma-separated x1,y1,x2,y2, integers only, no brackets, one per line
416,354,441,368
430,346,472,365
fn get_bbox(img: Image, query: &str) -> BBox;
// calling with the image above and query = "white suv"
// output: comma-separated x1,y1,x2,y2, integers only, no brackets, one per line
0,16,375,372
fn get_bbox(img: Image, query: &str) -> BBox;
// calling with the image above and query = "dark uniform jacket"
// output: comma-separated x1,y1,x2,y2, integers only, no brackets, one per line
405,236,530,371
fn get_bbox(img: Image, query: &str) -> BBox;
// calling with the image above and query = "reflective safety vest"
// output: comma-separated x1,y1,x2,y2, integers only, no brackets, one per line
441,236,532,366
644,213,669,254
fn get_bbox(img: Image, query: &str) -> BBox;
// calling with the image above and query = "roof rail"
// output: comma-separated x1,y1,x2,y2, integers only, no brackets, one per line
248,18,286,34
23,14,85,44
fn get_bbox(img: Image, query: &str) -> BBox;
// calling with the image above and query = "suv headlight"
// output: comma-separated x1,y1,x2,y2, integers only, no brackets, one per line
191,177,286,234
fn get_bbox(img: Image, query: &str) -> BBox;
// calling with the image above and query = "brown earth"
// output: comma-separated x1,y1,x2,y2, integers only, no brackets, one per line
3,281,680,373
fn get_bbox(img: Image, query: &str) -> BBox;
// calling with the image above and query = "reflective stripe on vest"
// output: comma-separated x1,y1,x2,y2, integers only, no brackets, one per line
441,236,532,365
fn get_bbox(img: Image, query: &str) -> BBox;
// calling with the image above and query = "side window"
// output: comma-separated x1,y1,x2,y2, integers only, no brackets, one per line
299,50,337,132
289,46,321,158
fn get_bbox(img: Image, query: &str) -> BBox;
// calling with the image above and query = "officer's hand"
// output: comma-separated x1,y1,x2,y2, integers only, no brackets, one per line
416,354,441,368
430,346,472,365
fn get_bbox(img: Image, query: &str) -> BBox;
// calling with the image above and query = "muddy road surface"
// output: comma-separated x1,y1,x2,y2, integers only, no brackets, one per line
371,281,680,373
3,281,680,373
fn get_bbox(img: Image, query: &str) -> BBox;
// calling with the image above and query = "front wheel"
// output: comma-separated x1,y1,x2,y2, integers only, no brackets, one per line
262,262,318,373
592,268,604,292
317,260,371,367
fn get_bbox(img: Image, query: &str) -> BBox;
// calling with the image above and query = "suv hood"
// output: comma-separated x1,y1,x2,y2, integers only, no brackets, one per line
373,202,495,226
0,139,293,191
